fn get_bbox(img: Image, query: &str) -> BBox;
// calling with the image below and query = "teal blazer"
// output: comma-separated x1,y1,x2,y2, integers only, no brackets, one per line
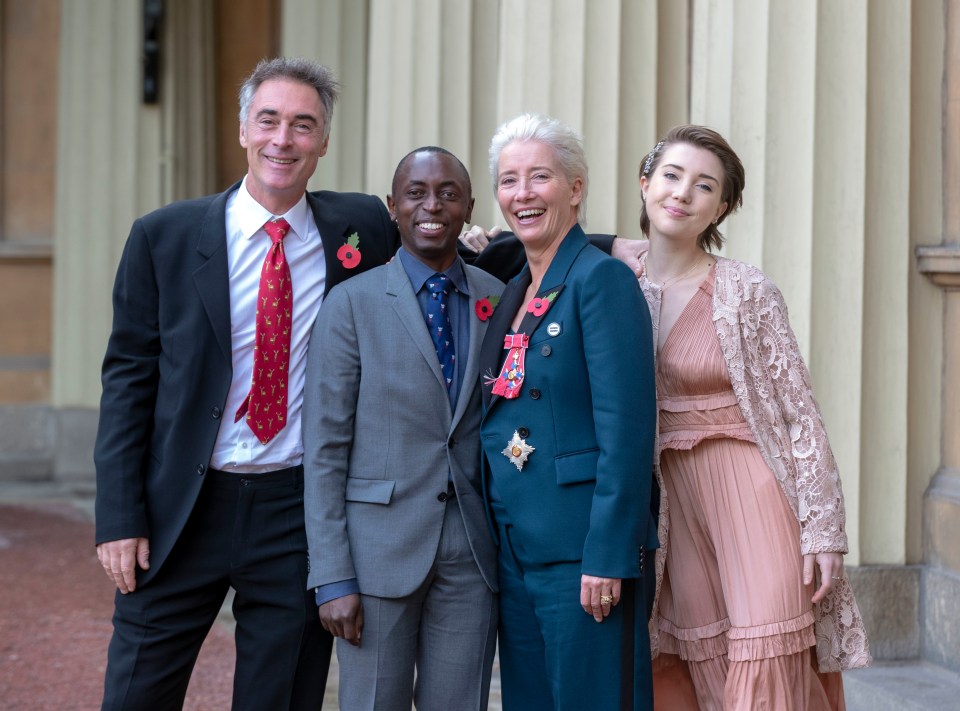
479,225,657,579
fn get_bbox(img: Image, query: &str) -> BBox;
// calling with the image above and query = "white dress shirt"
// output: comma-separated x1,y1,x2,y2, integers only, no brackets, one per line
210,178,326,472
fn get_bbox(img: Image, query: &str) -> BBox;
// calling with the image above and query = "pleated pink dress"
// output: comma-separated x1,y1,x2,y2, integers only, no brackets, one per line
651,267,843,711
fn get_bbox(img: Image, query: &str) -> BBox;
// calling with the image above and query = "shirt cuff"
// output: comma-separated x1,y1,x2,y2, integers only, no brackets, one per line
315,579,360,607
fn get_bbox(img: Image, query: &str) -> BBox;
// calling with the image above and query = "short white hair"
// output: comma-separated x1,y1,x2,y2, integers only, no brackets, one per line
488,113,589,225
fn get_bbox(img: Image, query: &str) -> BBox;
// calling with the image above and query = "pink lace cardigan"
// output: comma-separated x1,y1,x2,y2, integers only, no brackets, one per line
639,253,871,672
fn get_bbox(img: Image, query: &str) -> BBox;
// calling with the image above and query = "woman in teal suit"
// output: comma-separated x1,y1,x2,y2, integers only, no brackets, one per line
479,114,657,711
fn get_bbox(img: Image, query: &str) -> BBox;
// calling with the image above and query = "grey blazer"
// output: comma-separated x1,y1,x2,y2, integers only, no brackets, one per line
303,255,503,597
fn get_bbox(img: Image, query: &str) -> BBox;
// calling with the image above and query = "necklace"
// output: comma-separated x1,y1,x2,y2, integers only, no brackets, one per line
647,255,710,290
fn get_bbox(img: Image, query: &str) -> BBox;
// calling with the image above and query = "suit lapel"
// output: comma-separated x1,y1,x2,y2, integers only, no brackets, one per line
450,266,486,429
480,268,531,413
193,183,237,363
386,258,451,395
308,191,357,295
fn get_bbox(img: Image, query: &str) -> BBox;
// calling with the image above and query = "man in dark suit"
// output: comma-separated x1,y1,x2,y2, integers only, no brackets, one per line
93,57,401,710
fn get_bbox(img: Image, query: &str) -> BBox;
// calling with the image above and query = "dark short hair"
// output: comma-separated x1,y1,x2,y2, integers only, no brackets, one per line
391,146,472,197
238,57,340,140
639,125,745,252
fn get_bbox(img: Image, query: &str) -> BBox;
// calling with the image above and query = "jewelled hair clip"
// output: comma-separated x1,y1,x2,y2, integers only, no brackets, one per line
643,141,664,176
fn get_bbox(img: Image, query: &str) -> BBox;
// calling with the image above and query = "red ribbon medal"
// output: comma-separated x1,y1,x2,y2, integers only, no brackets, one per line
491,333,529,398
490,288,562,399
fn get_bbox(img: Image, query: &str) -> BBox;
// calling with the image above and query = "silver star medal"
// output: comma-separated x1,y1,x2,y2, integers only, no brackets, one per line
502,430,535,471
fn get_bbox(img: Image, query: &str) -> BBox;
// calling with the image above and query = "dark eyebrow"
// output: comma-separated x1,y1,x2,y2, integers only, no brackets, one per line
403,179,463,190
254,108,319,125
662,163,720,185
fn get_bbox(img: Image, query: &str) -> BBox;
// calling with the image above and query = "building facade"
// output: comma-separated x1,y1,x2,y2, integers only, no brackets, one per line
1,0,957,678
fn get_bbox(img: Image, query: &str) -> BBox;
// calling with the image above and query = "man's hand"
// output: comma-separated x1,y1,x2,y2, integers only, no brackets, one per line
459,225,502,253
97,537,150,594
610,237,648,277
319,593,364,647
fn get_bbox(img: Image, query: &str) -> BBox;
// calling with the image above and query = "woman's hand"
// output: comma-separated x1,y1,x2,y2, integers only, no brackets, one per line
459,224,502,252
803,552,844,604
580,575,621,622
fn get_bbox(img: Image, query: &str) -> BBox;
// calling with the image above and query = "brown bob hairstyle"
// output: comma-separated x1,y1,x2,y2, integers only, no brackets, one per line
638,125,745,252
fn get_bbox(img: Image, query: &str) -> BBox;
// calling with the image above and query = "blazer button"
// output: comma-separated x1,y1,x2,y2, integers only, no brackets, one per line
529,388,541,400
540,344,552,356
518,427,530,438
197,464,206,476
211,406,221,419
437,491,449,502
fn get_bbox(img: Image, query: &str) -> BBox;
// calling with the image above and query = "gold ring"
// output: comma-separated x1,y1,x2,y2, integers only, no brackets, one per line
600,595,613,605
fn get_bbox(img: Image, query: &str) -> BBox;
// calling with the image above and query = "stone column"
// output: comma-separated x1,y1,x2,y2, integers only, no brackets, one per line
51,0,215,481
491,0,680,234
281,0,370,193
162,0,217,202
914,0,960,675
51,0,154,482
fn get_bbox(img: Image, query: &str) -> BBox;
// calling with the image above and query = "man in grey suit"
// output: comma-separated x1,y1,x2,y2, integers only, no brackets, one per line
303,147,503,710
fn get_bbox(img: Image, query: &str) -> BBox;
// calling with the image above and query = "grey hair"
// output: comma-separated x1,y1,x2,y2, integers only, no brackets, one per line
488,113,589,225
238,57,340,141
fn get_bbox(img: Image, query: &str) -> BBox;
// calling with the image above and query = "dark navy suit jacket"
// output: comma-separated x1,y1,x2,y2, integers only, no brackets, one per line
479,226,658,578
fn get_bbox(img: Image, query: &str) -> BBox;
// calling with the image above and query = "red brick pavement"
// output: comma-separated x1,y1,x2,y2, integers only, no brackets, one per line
0,503,234,710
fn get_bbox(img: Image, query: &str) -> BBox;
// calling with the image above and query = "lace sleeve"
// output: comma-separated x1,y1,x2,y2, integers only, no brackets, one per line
748,277,849,554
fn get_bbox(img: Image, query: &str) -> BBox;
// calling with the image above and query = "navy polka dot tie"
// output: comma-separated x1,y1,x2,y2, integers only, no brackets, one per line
425,274,455,389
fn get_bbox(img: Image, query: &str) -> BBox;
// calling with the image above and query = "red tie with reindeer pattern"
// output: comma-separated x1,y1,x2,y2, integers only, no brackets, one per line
235,217,293,444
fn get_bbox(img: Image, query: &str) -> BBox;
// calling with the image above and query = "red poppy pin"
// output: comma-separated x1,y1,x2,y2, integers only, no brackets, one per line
526,290,559,317
475,295,500,321
337,232,361,269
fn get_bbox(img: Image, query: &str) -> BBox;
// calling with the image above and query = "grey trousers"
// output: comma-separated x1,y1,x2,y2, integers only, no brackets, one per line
336,499,498,711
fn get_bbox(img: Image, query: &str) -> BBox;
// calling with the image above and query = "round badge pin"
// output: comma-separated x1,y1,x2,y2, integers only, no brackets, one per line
547,322,561,337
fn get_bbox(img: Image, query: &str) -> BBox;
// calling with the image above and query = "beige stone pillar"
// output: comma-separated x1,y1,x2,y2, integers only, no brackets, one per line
906,0,946,566
491,0,678,234
162,0,217,202
364,0,476,203
914,0,960,673
809,0,871,566
612,0,690,237
859,1,913,565
52,0,155,409
51,0,216,479
281,0,370,193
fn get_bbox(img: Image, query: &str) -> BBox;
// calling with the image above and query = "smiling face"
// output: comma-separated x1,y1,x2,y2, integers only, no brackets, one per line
640,142,728,244
239,78,330,215
495,140,583,255
387,151,474,273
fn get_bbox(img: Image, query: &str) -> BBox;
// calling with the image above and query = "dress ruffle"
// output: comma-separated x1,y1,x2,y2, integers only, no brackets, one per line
659,611,816,663
658,397,755,451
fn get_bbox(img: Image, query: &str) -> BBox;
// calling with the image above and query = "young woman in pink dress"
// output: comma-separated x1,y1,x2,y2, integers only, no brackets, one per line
636,125,870,710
